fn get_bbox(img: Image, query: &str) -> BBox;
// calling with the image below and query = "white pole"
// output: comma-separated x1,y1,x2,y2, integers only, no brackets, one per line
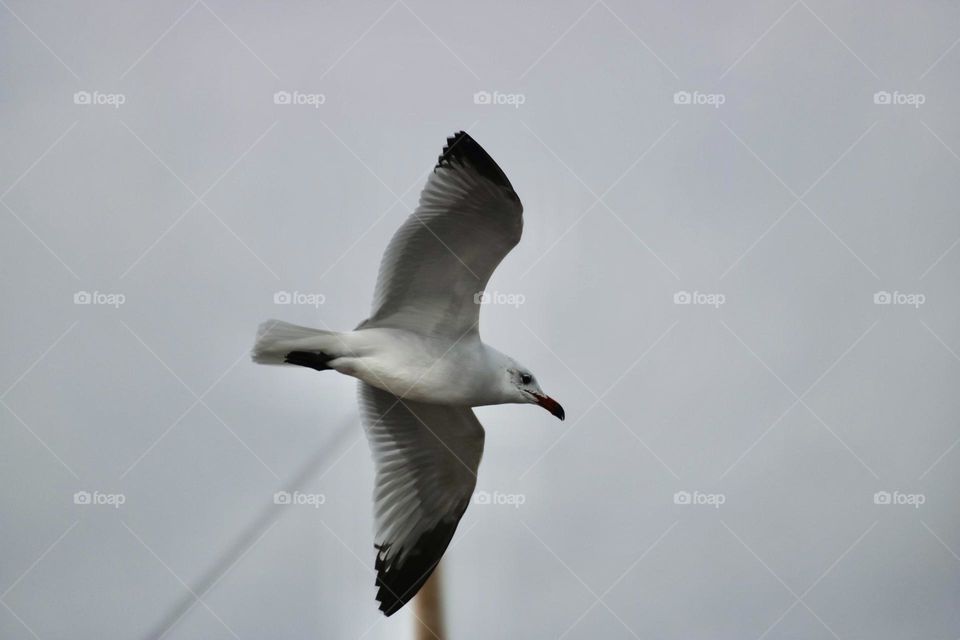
413,562,447,640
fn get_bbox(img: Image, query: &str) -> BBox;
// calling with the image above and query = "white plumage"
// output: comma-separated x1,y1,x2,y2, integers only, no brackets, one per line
253,131,564,615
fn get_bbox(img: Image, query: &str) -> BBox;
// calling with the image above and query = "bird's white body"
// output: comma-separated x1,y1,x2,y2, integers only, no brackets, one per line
257,323,512,406
336,329,513,406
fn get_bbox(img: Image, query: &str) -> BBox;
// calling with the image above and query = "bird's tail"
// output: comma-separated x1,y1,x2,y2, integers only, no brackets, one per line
251,320,340,366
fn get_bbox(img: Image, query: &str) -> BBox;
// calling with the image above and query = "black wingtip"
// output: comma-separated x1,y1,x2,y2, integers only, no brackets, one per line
435,131,516,193
374,516,462,616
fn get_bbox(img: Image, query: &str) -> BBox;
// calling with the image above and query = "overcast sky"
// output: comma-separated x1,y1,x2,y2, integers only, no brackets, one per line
2,1,960,638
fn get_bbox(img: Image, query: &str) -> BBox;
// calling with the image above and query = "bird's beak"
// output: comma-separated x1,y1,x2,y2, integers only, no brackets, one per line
533,393,565,421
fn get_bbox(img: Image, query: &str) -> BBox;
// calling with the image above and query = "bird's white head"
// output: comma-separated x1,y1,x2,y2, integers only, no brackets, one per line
502,362,565,420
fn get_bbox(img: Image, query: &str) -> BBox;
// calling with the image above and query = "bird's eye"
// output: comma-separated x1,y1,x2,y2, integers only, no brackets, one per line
520,373,532,385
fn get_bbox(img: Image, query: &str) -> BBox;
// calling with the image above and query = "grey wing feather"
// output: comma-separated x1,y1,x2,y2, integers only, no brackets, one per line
361,132,523,339
358,382,484,615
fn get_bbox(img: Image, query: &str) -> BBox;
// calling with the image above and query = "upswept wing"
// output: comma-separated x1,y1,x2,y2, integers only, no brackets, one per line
361,132,523,339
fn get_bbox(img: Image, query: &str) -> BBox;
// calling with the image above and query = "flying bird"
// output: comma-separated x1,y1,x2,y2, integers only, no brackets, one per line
252,131,564,615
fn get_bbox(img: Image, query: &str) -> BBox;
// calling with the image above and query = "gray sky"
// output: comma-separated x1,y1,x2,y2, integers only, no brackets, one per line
2,1,960,638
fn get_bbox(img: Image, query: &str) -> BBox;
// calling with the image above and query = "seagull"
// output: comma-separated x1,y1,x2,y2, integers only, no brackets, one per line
252,131,564,616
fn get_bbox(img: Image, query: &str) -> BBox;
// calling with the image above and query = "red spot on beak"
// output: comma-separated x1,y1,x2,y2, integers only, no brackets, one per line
534,394,565,420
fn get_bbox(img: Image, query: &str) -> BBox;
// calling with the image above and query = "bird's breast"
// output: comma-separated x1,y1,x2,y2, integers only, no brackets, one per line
343,328,486,405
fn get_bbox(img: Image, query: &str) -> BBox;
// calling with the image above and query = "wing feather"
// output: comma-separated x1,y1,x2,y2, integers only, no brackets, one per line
359,382,484,616
361,132,523,338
